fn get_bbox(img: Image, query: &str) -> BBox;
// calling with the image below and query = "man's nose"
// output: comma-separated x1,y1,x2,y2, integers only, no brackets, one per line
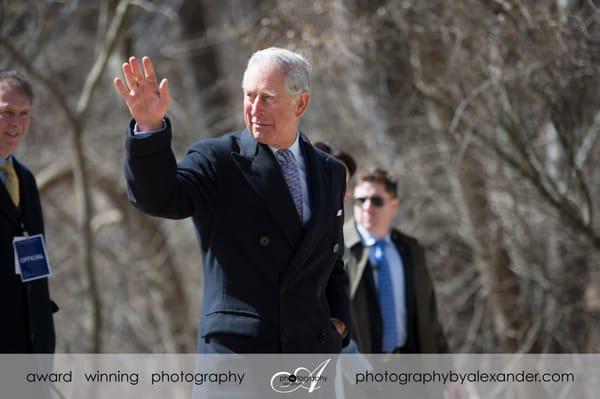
251,97,263,116
9,115,24,126
361,199,374,210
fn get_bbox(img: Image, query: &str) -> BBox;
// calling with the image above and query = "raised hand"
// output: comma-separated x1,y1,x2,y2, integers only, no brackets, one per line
114,56,170,131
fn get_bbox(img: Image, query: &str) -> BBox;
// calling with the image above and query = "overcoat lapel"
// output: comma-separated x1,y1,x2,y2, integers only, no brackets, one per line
282,133,329,285
0,159,21,229
232,129,303,248
344,222,370,298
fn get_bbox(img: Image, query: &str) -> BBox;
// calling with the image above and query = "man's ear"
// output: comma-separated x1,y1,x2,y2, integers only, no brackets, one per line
294,92,311,118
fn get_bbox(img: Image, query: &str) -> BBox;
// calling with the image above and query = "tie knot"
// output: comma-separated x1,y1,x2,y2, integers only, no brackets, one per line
2,161,15,178
374,239,386,250
276,149,295,164
371,239,386,262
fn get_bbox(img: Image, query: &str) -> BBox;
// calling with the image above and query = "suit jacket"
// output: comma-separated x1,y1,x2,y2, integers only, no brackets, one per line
0,157,56,353
344,222,447,353
125,119,350,353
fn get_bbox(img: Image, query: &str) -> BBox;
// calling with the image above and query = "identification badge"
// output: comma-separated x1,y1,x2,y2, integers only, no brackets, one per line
12,234,52,282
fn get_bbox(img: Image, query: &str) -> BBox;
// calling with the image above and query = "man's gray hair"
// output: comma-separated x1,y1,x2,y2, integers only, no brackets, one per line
243,47,311,96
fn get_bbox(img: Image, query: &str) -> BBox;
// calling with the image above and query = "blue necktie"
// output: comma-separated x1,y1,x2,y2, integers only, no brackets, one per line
372,240,397,353
276,149,303,222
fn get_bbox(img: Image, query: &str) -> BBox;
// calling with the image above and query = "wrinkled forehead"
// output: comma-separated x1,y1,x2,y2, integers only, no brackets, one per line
242,63,284,89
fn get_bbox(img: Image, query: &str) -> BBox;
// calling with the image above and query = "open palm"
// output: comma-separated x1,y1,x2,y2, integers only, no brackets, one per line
114,56,170,131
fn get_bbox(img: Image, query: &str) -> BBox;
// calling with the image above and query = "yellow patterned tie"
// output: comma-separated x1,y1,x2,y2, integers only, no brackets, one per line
2,161,20,207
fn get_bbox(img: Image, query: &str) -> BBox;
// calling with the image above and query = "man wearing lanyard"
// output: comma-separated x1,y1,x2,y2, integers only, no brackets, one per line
345,168,447,353
0,70,56,353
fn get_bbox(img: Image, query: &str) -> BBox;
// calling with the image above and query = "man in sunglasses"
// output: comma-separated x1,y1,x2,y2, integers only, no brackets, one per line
344,168,447,353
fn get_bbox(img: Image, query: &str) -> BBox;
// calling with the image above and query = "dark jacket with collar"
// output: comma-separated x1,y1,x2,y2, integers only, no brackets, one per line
344,221,447,353
125,119,350,353
0,157,56,353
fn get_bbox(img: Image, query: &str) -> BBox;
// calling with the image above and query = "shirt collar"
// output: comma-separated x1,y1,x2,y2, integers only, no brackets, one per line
356,223,392,247
269,132,301,162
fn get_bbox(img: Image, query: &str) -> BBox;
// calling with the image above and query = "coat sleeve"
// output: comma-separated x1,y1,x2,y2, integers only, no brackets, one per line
415,244,449,353
124,118,217,220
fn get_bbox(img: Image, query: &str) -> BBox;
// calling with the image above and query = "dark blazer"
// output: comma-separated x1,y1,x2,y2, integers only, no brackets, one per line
344,222,447,353
125,119,350,353
0,157,56,353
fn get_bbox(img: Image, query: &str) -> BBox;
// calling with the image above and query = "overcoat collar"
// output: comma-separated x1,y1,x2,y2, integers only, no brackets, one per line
345,222,417,298
282,133,329,284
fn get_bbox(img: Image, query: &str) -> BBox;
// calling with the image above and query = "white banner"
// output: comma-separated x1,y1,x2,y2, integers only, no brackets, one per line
0,354,595,398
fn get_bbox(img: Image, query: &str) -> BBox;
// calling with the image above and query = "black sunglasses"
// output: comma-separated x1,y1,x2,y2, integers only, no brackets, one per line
353,195,385,208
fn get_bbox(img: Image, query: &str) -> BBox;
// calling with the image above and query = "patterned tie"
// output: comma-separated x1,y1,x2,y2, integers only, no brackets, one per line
275,149,303,222
372,239,397,353
2,161,20,207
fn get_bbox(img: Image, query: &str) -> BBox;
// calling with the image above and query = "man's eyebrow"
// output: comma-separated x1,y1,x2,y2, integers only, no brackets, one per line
242,88,277,97
0,106,30,112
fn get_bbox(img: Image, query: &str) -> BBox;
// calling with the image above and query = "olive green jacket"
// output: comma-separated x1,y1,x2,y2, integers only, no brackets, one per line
344,222,448,353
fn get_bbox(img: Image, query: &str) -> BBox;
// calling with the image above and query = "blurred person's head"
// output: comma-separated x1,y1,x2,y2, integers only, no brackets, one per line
242,48,311,149
333,150,356,181
314,141,356,179
0,70,33,159
353,168,399,238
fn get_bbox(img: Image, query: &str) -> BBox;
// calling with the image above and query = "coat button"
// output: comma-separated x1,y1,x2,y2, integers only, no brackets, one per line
333,243,340,253
320,332,327,343
259,236,270,247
